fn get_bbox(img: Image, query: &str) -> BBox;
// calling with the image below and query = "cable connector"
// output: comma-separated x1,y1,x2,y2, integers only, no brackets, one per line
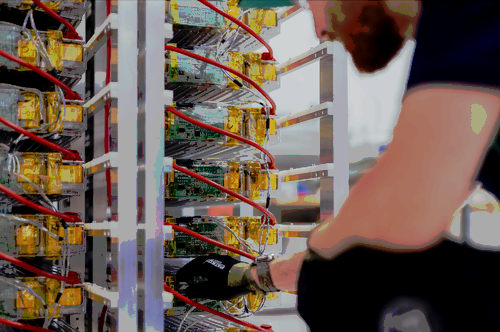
67,271,82,285
261,53,276,61
260,162,276,170
63,30,81,40
63,212,82,224
62,150,82,162
64,90,82,101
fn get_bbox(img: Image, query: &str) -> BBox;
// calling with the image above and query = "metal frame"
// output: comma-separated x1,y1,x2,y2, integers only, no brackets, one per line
115,1,139,331
277,40,349,222
81,3,350,330
82,2,168,331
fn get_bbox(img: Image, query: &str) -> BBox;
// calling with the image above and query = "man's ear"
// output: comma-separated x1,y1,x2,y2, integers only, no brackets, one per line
383,0,421,39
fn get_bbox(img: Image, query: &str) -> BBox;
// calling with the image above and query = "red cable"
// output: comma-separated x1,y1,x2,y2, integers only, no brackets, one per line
105,0,113,212
0,317,56,332
163,284,269,332
0,251,81,284
166,107,276,169
165,223,257,260
0,49,81,101
196,0,275,61
164,45,276,116
172,164,276,225
0,115,81,161
0,183,80,223
98,305,108,332
32,0,82,40
0,185,82,284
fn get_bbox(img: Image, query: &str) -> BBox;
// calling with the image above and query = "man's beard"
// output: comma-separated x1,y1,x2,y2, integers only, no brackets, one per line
350,4,405,73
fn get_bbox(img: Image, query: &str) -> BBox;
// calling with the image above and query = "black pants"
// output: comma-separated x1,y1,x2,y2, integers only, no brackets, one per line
297,239,500,331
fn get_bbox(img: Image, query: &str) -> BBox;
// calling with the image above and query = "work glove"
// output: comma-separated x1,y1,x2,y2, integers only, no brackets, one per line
175,253,261,301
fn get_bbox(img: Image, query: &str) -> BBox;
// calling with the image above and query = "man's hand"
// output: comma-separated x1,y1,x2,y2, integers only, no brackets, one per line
175,254,253,301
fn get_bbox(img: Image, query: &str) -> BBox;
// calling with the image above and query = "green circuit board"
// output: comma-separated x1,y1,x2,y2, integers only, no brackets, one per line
168,107,225,142
166,222,223,257
167,48,225,85
166,0,226,28
165,275,223,316
168,165,225,198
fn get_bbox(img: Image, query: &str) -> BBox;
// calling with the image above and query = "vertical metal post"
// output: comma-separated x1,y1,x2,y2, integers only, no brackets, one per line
332,41,349,217
319,42,334,224
117,1,138,331
142,1,165,331
319,40,348,221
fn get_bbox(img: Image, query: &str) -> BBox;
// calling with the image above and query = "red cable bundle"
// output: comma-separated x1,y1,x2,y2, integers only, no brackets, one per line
0,317,58,332
166,223,257,260
172,164,276,225
196,0,275,61
166,107,276,169
31,0,83,40
164,284,273,332
0,115,81,161
0,9,84,317
164,45,277,116
0,49,81,101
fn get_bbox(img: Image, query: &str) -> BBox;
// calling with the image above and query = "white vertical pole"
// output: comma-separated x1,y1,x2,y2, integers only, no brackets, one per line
332,41,349,217
143,0,165,331
117,1,138,331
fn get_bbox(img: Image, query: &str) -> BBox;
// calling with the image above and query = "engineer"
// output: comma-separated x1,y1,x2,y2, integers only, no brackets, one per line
176,1,500,330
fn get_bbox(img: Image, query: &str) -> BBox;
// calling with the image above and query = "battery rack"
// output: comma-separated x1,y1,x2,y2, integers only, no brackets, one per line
0,1,350,331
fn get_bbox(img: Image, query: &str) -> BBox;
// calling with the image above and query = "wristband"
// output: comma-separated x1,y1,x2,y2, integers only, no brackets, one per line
227,256,280,295
251,254,280,294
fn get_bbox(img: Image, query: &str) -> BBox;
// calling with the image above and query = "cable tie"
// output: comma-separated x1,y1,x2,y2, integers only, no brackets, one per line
266,196,270,209
266,118,270,130
30,3,37,10
58,236,64,242
60,219,68,229
233,79,243,88
8,142,17,154
49,69,58,79
43,304,48,310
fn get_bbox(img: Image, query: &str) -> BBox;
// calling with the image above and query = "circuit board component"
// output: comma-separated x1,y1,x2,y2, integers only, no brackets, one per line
165,217,224,257
0,85,84,133
0,276,83,320
0,151,84,199
164,275,222,317
0,24,83,72
0,214,85,259
166,160,277,201
166,161,226,199
166,104,227,143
